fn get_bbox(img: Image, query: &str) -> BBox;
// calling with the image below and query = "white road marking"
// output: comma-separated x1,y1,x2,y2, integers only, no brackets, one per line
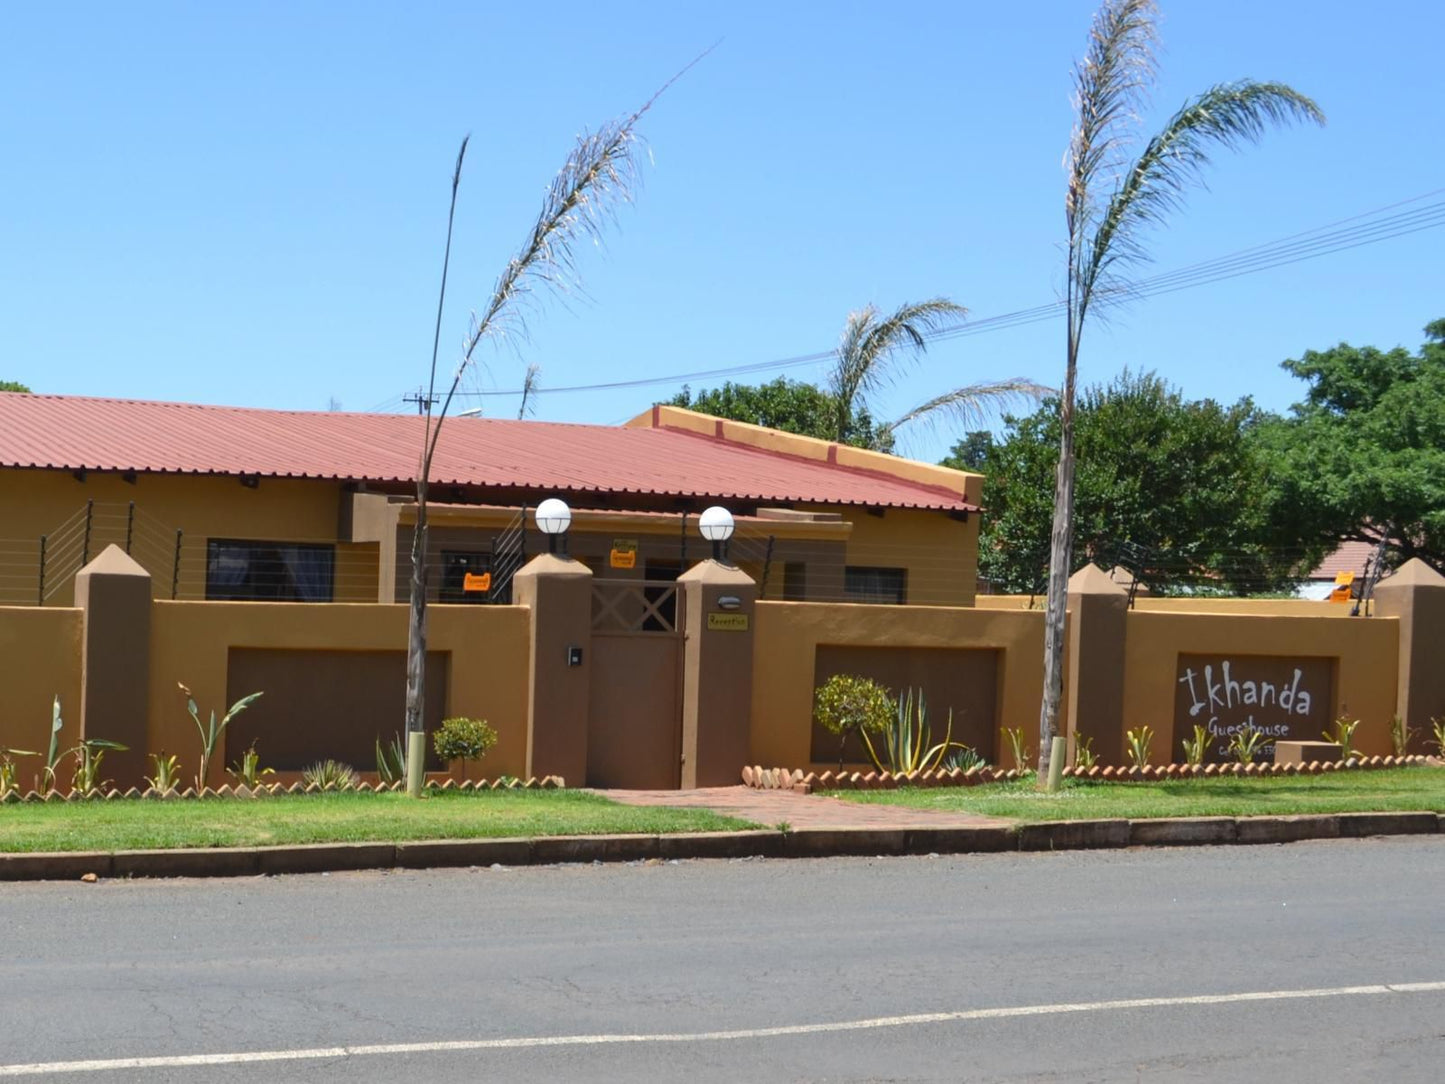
2,981,1442,1076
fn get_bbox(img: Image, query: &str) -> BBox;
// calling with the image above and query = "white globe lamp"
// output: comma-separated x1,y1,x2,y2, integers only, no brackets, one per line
535,497,572,554
698,506,735,561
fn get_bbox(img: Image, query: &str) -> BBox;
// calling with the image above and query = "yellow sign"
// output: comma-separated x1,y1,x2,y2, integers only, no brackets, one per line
610,539,638,570
1329,570,1355,603
707,612,749,631
463,571,492,594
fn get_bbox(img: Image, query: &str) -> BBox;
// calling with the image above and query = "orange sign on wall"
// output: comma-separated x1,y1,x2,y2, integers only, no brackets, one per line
463,571,492,594
610,539,638,570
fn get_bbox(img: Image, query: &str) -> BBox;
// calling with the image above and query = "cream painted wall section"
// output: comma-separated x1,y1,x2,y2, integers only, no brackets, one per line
806,506,976,606
148,601,531,784
1122,611,1400,759
0,470,379,604
0,606,82,760
750,600,1043,770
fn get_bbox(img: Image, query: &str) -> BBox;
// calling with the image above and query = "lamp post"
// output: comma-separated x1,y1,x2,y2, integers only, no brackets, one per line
698,506,735,562
535,497,572,555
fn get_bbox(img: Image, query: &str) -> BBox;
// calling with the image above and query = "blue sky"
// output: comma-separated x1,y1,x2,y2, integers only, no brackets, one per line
2,1,1441,462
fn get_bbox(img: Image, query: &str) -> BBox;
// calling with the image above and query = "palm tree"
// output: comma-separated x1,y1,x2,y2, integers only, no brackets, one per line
1036,0,1324,779
404,54,710,784
827,298,1046,450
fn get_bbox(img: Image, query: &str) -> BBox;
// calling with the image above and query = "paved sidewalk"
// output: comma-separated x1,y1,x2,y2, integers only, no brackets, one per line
599,785,1012,829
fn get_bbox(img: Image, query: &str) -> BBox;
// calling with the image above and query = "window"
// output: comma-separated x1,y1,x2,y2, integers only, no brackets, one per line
440,551,492,604
206,540,334,602
844,566,907,605
642,559,682,631
782,561,808,602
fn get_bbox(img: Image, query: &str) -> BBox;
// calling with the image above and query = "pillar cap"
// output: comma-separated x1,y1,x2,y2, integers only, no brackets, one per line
678,558,756,586
1375,557,1445,591
1067,562,1127,596
75,544,151,580
514,552,593,579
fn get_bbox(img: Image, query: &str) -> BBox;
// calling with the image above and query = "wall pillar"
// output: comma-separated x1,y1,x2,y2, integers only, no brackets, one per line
1065,563,1129,767
74,545,152,789
676,559,757,788
1373,558,1445,753
513,552,592,784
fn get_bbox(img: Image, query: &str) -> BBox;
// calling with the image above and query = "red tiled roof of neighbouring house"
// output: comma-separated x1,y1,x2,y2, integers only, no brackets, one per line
0,394,976,512
1308,540,1379,581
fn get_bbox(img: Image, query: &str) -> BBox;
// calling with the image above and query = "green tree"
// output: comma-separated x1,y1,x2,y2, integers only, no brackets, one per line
0,380,30,392
940,431,994,471
981,371,1288,595
1036,0,1323,776
1255,321,1445,574
668,378,894,450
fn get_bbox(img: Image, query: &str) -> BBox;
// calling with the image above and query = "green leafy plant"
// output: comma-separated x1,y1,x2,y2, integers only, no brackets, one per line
1322,716,1362,760
943,745,988,772
1002,727,1030,773
179,683,263,790
375,733,406,785
1229,725,1266,765
227,741,274,788
1180,724,1211,767
813,675,895,772
1124,726,1154,769
1072,735,1097,770
1433,717,1445,758
862,688,960,774
433,717,498,775
41,695,65,793
70,738,128,795
0,746,38,797
1388,715,1410,757
146,753,182,794
301,760,356,791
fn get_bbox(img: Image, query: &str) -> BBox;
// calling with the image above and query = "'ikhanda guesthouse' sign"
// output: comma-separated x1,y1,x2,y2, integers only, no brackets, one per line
1173,655,1333,762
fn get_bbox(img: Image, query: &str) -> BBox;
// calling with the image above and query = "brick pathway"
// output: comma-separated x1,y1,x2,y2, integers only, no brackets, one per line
599,785,1012,830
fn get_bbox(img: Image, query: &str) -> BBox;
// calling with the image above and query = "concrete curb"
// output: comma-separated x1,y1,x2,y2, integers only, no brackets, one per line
2,813,1441,882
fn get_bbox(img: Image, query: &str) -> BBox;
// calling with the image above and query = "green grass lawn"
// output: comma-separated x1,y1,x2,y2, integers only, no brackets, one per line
0,790,757,854
829,767,1445,821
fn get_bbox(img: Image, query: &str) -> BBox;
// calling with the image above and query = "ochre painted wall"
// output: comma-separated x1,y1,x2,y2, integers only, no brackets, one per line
0,469,379,605
148,601,530,785
977,594,1363,617
750,600,1043,771
0,606,82,769
1122,611,1400,761
799,505,977,607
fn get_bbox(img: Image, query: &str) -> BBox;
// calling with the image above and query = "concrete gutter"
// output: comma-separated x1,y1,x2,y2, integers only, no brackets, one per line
2,813,1442,882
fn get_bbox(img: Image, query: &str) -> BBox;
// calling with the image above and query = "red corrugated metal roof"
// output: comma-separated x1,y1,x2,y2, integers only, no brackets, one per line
0,394,972,511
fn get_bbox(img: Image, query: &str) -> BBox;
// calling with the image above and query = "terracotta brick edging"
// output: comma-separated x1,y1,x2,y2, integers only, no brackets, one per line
0,776,566,805
2,811,1441,882
743,756,1436,794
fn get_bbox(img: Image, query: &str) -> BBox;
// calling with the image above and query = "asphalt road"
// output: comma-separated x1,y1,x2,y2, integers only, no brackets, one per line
1,838,1443,1082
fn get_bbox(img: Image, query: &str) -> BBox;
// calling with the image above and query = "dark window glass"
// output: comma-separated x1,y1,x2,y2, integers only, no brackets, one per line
844,566,907,605
440,551,491,604
642,559,682,631
206,540,334,602
782,561,808,602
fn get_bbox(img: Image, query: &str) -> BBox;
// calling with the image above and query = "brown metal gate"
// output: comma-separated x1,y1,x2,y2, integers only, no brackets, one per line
586,578,683,788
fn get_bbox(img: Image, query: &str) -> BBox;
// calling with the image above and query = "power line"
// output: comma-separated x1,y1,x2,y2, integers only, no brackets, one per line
370,186,1445,407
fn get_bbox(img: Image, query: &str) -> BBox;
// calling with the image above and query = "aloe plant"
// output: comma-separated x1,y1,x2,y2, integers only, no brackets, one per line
375,733,406,785
1433,717,1445,758
1180,724,1211,767
1229,725,1266,765
1388,715,1410,757
1124,726,1154,768
0,746,38,797
180,683,263,790
70,738,128,795
1072,734,1097,770
1322,716,1362,760
861,688,961,774
146,753,182,794
302,759,356,791
227,741,274,788
1002,726,1030,773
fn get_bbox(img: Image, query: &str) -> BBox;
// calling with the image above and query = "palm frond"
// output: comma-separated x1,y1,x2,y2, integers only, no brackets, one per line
828,297,968,439
1066,0,1159,265
1087,80,1325,294
517,363,541,420
886,378,1052,438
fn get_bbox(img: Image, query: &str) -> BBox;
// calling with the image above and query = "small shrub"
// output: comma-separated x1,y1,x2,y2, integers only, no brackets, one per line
434,717,499,774
1072,735,1097,770
1001,727,1030,773
1388,715,1410,757
1229,725,1266,765
813,675,894,771
0,746,37,798
70,738,127,795
1180,724,1211,767
1433,717,1445,758
302,760,356,791
1124,726,1154,769
146,753,182,794
1322,716,1362,760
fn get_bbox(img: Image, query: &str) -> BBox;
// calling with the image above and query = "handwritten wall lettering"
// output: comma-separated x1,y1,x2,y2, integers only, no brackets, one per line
1172,655,1333,762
